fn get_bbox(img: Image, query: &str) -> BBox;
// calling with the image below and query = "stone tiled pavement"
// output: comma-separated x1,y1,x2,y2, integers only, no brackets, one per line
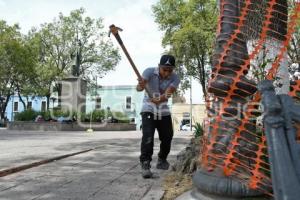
0,130,192,200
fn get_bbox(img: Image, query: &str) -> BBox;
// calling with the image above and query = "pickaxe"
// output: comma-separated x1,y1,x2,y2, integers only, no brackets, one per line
109,24,152,98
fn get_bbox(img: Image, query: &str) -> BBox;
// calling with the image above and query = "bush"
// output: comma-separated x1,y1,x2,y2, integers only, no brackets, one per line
82,109,109,122
14,109,39,121
15,109,79,122
41,110,74,121
111,111,130,123
14,108,130,124
193,122,204,138
89,110,105,122
83,110,130,123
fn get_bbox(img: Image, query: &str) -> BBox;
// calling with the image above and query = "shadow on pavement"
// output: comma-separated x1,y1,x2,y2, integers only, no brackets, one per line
0,134,191,200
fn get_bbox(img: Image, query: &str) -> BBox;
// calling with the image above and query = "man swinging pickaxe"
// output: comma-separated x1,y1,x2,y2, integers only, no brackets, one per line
108,24,152,98
109,24,181,179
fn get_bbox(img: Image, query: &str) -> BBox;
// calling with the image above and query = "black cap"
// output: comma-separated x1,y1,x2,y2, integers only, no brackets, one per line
159,55,175,68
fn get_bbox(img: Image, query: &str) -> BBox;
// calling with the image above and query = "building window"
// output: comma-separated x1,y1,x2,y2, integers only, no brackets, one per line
95,97,101,109
41,101,46,112
126,96,132,110
27,102,32,109
14,102,18,112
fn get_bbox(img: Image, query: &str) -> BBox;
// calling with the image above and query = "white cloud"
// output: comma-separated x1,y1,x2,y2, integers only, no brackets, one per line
0,0,5,7
99,0,164,86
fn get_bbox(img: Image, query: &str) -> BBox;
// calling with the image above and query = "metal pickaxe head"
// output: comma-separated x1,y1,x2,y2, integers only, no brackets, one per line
108,24,123,37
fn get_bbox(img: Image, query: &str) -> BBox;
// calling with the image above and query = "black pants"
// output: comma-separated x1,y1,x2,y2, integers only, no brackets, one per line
140,112,174,162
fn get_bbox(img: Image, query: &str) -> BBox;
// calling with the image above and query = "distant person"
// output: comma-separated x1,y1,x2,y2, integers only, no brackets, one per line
136,55,180,178
35,115,44,122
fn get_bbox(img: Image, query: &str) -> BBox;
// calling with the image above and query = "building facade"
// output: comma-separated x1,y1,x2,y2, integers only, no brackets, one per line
86,85,145,129
4,85,175,130
4,95,49,122
171,103,206,131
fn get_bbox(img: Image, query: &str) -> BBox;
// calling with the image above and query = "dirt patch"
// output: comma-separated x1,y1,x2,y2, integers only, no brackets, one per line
161,137,201,200
161,172,193,200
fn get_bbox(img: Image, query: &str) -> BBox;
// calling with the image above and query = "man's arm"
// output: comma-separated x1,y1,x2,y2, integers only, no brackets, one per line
136,68,152,92
151,86,177,105
151,73,180,104
136,78,147,91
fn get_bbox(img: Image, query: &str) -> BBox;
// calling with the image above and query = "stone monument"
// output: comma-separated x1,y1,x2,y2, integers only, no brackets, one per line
61,40,87,114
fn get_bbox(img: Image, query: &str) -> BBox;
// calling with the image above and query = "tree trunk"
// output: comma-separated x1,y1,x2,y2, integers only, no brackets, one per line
197,55,207,98
46,94,50,110
16,85,26,111
25,96,29,109
0,94,11,119
56,83,62,108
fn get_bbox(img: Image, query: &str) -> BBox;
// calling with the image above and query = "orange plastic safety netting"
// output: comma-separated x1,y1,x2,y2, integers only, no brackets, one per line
290,80,300,100
201,0,300,196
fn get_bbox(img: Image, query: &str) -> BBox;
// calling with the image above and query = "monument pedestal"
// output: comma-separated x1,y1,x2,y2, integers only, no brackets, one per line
61,77,87,114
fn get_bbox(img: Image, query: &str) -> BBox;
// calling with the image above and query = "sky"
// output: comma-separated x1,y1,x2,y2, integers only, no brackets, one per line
0,0,204,103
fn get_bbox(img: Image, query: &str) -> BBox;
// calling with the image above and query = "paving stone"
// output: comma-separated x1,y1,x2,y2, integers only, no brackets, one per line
0,130,192,200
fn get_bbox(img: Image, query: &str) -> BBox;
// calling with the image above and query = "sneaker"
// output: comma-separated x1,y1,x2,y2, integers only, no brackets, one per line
156,158,170,170
141,161,153,178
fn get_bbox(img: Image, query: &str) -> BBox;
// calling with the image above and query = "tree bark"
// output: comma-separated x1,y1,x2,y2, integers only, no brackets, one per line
46,94,50,110
0,94,11,119
16,85,26,111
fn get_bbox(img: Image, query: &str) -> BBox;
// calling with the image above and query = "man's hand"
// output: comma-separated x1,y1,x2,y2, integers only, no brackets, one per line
150,86,176,105
150,96,168,105
136,78,146,91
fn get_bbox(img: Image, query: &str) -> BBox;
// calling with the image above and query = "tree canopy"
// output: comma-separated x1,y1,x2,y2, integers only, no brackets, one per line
153,0,218,97
0,20,40,118
33,8,120,81
0,8,121,117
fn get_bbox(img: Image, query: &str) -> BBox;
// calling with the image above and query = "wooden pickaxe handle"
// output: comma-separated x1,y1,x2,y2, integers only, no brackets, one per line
109,24,152,98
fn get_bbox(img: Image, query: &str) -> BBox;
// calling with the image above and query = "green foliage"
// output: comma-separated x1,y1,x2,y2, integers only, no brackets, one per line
14,108,130,123
287,3,300,72
111,111,130,123
193,122,204,138
31,8,121,88
14,109,39,121
0,20,39,117
250,57,274,82
14,109,76,121
80,109,107,122
82,109,130,123
42,110,74,120
153,0,218,97
1,8,121,116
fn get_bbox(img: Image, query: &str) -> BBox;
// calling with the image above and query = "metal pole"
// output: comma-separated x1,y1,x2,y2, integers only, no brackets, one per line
95,76,98,111
190,76,193,131
0,96,2,120
11,95,14,121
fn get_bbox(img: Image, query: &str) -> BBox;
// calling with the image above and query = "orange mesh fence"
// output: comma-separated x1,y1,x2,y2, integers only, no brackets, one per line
290,80,300,101
201,0,300,196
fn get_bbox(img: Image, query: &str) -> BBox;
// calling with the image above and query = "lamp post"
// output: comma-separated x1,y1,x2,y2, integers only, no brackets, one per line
11,95,14,122
87,76,98,132
0,96,4,120
190,76,193,131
